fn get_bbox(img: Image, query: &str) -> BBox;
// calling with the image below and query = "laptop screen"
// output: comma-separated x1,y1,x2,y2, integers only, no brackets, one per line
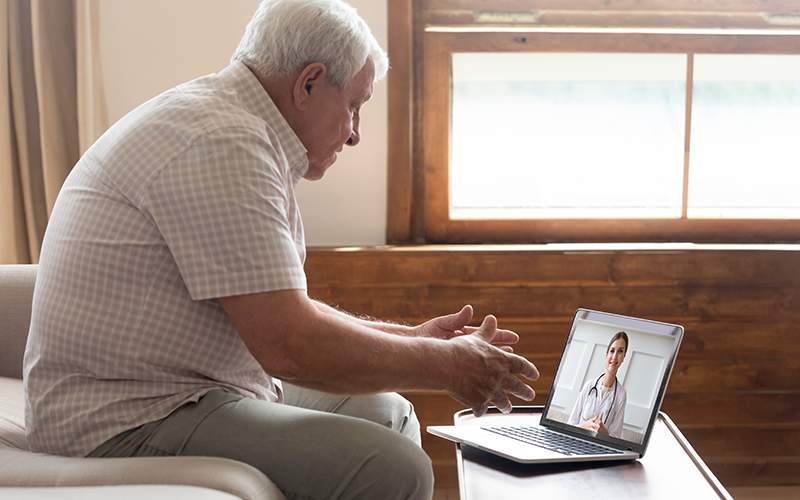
540,309,684,456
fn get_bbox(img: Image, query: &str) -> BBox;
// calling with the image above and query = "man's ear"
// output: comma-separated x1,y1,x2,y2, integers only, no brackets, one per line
293,62,327,111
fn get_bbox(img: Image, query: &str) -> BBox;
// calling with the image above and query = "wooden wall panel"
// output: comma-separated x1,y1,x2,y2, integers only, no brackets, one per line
304,246,800,489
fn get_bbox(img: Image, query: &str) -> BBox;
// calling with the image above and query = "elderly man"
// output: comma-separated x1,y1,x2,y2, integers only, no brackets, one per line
23,0,539,498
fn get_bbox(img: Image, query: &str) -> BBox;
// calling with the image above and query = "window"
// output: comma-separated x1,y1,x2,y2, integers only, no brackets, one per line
386,1,800,244
450,52,688,220
449,51,800,222
690,54,800,219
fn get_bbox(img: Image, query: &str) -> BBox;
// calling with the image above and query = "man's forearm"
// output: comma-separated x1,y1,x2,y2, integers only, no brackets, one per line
311,299,415,336
223,291,448,395
220,289,538,415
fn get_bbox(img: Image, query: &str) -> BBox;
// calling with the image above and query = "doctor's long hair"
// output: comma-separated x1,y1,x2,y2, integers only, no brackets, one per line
608,331,629,353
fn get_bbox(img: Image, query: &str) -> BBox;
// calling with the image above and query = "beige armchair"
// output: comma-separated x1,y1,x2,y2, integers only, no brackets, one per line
0,265,287,500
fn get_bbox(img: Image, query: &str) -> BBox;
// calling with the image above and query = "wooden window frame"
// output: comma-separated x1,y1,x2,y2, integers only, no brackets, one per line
387,0,800,244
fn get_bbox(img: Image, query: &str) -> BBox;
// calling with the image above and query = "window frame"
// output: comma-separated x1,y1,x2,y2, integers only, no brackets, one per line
386,0,800,244
422,29,800,243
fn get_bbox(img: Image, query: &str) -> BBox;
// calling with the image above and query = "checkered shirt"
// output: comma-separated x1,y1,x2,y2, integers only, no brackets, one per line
23,61,309,457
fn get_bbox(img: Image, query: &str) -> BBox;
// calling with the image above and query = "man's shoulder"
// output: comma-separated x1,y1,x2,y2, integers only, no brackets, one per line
91,73,270,167
100,72,266,150
174,67,273,137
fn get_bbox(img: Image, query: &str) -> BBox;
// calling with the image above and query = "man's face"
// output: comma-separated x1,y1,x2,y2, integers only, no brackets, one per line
299,59,375,181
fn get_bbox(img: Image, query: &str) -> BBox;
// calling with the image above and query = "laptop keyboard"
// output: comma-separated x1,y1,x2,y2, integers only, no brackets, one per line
482,426,622,456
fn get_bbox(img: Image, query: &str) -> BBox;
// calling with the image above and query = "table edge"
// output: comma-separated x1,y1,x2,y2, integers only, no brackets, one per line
452,406,733,500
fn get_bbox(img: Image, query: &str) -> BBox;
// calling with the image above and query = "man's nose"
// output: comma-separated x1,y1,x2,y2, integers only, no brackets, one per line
346,116,361,147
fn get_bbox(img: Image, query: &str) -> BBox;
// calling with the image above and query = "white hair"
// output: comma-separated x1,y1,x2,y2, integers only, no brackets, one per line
232,0,388,89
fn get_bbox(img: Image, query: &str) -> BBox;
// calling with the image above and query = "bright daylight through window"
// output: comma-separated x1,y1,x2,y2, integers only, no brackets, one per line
690,54,800,218
449,52,800,221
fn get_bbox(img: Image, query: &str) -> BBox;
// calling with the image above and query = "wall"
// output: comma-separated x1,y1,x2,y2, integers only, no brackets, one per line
98,0,388,246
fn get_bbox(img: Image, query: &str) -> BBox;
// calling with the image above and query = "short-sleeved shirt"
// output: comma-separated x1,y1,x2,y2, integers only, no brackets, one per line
23,61,309,457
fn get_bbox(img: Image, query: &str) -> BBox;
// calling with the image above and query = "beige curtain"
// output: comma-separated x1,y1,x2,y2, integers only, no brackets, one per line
0,0,107,264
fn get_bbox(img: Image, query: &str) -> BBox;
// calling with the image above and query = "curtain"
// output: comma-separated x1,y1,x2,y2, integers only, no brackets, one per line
0,0,107,264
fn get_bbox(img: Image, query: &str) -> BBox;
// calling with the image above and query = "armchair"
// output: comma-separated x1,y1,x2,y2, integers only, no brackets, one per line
0,265,287,500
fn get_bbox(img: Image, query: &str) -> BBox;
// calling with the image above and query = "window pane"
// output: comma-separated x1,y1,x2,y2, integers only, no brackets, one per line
689,54,800,218
450,53,686,220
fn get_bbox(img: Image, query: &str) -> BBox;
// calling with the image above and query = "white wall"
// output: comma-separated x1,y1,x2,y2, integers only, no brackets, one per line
99,0,388,246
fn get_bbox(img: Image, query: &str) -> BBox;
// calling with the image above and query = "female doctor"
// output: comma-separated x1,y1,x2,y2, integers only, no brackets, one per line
567,331,628,439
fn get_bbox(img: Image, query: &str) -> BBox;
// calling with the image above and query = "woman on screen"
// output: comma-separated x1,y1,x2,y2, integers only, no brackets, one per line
567,331,628,439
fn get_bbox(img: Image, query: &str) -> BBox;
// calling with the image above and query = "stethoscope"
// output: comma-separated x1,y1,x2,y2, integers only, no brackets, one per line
582,374,617,425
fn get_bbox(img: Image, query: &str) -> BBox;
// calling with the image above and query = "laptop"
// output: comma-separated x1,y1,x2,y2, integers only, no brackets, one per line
427,308,684,464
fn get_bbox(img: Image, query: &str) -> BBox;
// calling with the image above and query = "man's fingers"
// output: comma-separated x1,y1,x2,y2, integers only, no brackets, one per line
491,329,520,345
473,402,489,418
472,375,535,418
473,394,513,417
444,305,473,331
471,315,498,343
506,352,540,381
492,393,513,414
466,324,519,345
504,374,535,402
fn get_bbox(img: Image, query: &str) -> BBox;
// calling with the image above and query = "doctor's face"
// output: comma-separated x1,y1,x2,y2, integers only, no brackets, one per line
606,338,627,375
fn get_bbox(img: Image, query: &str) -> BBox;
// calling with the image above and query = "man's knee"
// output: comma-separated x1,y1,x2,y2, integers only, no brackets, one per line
356,428,434,500
335,392,422,445
389,439,434,500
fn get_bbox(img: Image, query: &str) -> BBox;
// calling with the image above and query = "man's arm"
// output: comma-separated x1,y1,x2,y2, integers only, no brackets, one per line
311,300,521,346
310,299,413,335
219,289,539,416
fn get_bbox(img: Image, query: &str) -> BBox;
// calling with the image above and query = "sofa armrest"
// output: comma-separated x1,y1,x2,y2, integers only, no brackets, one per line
2,485,244,500
0,450,287,500
0,265,37,380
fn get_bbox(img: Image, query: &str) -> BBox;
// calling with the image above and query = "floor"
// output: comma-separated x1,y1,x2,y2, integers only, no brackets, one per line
433,486,800,499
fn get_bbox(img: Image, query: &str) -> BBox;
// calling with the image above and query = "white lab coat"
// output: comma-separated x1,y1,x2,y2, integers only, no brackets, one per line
567,376,627,439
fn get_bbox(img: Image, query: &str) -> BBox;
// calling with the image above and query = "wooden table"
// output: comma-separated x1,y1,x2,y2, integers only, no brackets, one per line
453,407,733,500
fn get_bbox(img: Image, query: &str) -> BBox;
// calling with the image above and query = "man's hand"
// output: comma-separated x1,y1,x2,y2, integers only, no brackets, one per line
444,314,539,417
413,305,520,350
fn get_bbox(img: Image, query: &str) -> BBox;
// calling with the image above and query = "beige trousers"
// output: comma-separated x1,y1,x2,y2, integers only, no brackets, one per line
88,385,432,500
